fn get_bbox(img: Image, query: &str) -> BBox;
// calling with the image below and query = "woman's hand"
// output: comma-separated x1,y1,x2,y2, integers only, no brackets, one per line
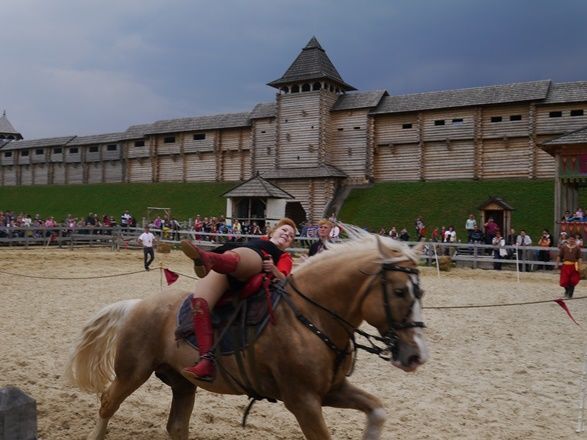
262,258,286,280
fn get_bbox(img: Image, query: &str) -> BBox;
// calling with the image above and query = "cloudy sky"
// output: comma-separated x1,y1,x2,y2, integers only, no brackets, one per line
2,0,586,139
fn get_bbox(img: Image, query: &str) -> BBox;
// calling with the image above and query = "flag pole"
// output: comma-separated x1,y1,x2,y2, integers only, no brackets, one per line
577,341,587,432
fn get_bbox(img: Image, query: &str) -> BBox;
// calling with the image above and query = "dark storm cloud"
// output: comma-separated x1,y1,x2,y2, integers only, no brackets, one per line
1,0,586,139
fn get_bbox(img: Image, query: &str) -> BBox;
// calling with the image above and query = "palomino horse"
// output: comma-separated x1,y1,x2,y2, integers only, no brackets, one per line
65,228,429,439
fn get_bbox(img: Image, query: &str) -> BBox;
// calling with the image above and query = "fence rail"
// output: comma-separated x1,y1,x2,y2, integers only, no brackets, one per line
0,227,582,272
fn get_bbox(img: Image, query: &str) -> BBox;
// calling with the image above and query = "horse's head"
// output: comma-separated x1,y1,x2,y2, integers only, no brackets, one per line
360,235,429,372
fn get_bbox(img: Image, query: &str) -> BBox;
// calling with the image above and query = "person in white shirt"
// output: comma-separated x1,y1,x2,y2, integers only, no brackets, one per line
138,225,157,271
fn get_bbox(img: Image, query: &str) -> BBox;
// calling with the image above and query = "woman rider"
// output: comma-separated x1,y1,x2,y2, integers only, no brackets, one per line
180,217,297,381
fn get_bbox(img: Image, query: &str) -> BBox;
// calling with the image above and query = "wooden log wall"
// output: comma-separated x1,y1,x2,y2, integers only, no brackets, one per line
88,162,102,184
535,104,587,135
4,166,16,185
33,164,48,185
21,166,33,185
184,152,216,181
423,140,475,180
329,110,369,183
277,92,322,169
318,90,339,165
53,164,66,184
128,158,153,183
374,144,421,181
252,118,277,174
271,178,335,223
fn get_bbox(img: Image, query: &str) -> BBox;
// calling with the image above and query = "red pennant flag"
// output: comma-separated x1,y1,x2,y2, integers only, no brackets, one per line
554,298,580,326
164,268,179,286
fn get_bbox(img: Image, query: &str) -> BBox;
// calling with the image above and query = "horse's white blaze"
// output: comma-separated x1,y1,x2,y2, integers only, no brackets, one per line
411,300,429,364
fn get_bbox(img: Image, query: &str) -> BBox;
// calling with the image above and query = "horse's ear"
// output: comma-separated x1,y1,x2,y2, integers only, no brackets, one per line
376,234,386,257
412,240,425,254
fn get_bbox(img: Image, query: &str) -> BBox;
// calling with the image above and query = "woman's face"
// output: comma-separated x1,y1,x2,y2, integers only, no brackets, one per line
318,224,332,239
270,224,296,250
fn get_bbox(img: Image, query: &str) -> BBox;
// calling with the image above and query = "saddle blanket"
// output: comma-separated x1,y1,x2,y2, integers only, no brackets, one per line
175,285,282,355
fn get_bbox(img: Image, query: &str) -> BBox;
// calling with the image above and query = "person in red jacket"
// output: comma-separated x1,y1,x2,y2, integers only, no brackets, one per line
180,217,296,381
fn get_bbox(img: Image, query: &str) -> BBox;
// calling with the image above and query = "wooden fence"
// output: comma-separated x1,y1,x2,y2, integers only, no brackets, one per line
0,227,582,272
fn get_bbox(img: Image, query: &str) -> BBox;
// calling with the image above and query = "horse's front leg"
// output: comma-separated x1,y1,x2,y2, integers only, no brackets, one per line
323,379,386,440
283,393,331,440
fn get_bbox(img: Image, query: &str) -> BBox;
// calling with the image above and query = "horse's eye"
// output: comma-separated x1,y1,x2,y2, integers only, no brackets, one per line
413,285,424,299
394,288,407,298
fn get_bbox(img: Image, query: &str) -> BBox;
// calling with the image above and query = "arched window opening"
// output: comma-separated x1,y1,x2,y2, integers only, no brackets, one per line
301,83,311,92
312,82,321,91
291,85,300,93
281,86,289,94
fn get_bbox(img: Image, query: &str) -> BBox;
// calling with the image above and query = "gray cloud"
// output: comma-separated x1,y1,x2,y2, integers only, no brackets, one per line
2,0,586,139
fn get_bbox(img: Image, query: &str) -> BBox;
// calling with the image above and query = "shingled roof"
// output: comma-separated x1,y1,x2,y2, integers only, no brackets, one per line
261,164,347,179
250,102,276,119
541,81,587,104
332,90,388,111
541,125,587,151
222,174,294,199
2,136,77,151
145,112,251,135
68,132,128,146
0,111,19,135
125,123,153,140
371,80,552,115
268,37,355,91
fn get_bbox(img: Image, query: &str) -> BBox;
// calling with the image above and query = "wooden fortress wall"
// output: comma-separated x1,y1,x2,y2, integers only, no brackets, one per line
1,100,585,191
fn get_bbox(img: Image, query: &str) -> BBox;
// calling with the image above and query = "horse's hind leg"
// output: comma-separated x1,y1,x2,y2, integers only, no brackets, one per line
323,380,386,440
90,369,152,440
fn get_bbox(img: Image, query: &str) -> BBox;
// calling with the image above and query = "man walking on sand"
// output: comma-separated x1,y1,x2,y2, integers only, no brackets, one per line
138,225,157,271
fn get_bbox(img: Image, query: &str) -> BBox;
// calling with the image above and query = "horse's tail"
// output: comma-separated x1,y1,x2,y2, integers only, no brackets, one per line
64,299,140,394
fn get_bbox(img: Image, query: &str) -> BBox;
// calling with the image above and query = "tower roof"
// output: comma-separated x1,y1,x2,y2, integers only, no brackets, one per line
268,37,355,91
0,111,20,135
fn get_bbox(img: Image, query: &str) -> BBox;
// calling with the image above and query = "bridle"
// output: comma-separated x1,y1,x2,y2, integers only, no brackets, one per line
374,261,425,361
281,259,425,368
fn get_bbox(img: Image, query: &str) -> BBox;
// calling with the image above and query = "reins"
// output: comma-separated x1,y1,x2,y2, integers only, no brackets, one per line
284,260,425,366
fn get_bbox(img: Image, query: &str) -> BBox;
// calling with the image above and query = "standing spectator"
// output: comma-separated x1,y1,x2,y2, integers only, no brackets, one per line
492,230,507,270
399,228,410,241
465,214,477,242
388,226,398,239
576,234,584,248
431,227,440,242
121,210,132,232
537,229,552,270
556,234,582,298
330,223,341,240
415,216,426,240
506,227,518,259
308,219,334,256
484,217,499,246
516,229,532,272
443,225,457,256
138,225,157,271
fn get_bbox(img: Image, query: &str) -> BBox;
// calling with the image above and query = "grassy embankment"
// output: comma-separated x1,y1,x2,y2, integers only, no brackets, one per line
340,179,557,240
0,179,568,239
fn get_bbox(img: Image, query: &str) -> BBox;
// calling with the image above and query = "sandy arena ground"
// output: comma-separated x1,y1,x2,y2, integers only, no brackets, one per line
1,247,586,439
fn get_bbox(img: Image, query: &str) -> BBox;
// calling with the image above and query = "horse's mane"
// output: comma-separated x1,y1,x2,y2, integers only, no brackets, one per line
294,223,419,272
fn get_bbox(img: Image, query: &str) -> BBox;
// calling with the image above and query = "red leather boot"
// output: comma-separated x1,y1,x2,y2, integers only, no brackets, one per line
181,240,240,278
184,297,215,381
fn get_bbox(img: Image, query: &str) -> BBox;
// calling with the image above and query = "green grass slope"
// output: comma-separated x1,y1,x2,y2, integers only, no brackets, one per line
339,179,555,240
0,182,235,221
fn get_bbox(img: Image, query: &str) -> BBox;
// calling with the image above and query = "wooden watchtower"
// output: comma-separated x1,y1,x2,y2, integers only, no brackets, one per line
541,125,587,237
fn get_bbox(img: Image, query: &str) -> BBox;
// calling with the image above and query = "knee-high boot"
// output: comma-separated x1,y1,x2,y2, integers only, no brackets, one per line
568,285,575,298
181,240,240,278
184,297,215,381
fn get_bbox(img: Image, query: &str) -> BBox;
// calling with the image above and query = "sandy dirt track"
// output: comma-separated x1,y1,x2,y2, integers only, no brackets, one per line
0,248,586,439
